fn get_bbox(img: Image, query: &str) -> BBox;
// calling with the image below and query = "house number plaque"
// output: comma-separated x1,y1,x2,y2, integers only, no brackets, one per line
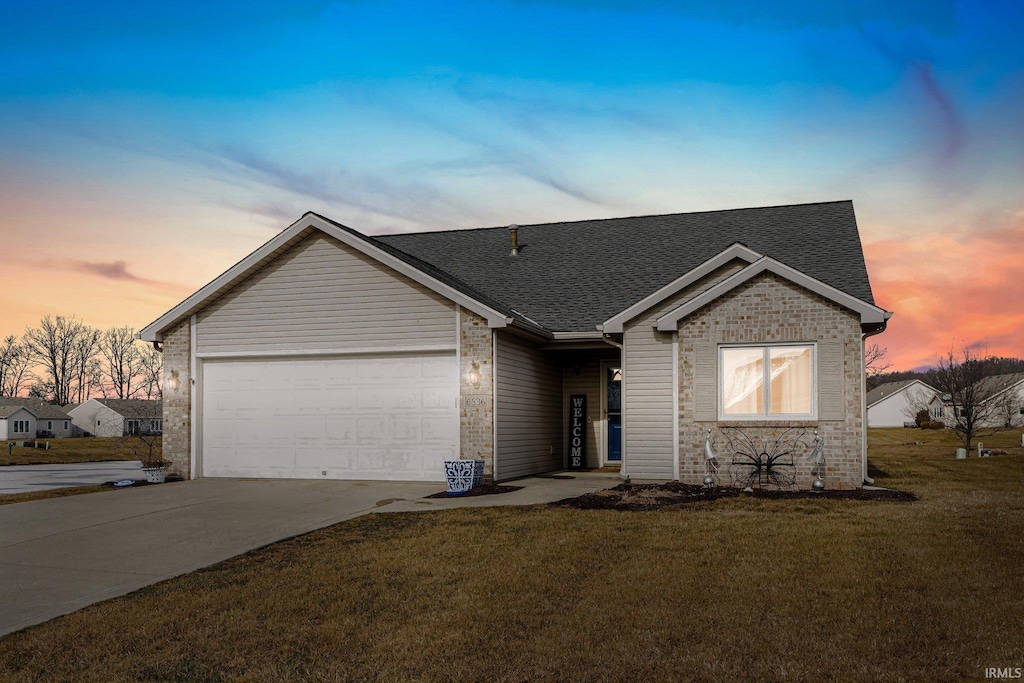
569,394,586,470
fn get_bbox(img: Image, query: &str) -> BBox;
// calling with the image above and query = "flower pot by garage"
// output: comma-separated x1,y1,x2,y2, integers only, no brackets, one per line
142,466,167,484
444,460,485,495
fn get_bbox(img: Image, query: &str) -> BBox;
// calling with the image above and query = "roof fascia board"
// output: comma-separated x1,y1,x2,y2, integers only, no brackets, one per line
140,214,510,342
602,243,762,333
551,331,606,340
656,256,889,331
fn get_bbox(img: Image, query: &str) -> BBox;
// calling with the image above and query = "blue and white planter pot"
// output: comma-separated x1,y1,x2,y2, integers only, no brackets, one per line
444,460,485,495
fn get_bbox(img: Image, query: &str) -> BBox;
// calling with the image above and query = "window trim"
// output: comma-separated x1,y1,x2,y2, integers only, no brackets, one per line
718,342,817,421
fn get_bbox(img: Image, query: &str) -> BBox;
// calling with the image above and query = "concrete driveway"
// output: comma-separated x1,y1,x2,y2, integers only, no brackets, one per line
0,461,146,495
0,472,618,637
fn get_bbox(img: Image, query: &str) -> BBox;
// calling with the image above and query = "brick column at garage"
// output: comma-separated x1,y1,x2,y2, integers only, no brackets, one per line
459,309,495,482
160,318,191,480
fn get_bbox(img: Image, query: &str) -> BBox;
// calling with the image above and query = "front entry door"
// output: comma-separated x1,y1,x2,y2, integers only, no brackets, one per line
606,364,622,463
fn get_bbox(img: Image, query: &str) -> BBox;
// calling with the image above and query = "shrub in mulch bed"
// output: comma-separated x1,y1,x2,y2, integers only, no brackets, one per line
426,485,523,499
551,481,917,511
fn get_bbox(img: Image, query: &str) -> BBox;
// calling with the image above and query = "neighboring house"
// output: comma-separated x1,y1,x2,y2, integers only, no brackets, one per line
0,398,73,439
970,373,1024,428
866,380,938,427
68,399,163,437
927,372,1024,429
0,404,36,440
140,200,890,489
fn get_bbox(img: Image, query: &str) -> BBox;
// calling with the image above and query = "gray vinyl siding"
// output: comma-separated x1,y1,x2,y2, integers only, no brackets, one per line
495,332,563,481
195,233,456,354
623,261,746,479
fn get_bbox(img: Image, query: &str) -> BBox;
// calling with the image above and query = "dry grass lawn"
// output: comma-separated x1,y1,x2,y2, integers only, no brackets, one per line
0,485,109,507
1,428,1022,681
0,437,153,466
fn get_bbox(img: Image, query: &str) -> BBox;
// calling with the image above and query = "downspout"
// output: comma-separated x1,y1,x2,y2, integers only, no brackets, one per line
602,332,626,478
862,314,892,485
601,333,623,351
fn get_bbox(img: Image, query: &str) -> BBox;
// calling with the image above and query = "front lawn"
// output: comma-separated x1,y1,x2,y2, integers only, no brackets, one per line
1,430,1022,681
0,436,154,466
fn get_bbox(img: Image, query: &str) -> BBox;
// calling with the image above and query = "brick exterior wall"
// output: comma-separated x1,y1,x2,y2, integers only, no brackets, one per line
459,308,495,481
161,318,191,479
677,273,865,489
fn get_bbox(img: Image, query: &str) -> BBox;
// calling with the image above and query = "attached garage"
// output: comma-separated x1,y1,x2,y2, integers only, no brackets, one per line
200,353,458,481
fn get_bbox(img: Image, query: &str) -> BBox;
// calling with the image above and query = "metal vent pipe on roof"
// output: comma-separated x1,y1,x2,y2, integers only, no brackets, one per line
508,224,519,256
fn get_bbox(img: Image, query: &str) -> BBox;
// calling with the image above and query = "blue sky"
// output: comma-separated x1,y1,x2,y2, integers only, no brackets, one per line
1,0,1022,369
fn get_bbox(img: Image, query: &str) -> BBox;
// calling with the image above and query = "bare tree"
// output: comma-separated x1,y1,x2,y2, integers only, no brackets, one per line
909,346,1024,450
0,335,32,397
23,316,87,405
100,326,143,399
136,343,163,400
70,325,101,405
865,343,892,377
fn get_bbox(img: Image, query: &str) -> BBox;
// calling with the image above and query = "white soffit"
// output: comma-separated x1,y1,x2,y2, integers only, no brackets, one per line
655,256,890,331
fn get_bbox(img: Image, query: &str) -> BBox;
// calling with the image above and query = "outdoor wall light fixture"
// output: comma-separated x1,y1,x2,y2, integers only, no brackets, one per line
468,361,481,389
166,369,181,392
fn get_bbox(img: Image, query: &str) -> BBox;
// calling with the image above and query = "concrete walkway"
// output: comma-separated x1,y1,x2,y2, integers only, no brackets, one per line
0,472,619,637
0,461,146,495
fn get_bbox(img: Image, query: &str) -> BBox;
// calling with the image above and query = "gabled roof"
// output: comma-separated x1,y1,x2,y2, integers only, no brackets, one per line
142,199,883,339
974,372,1024,403
379,200,878,332
140,214,523,342
0,398,71,420
92,398,163,419
655,255,888,330
866,380,936,408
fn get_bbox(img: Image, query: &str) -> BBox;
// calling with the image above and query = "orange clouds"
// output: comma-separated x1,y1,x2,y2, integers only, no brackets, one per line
865,213,1024,370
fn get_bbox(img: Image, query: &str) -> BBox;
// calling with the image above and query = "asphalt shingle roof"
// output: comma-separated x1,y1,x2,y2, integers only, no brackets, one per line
866,380,932,407
0,398,71,420
374,200,876,333
95,399,163,419
974,372,1024,402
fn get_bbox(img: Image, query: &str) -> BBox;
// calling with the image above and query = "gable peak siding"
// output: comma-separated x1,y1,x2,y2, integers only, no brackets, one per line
622,261,746,480
195,233,456,354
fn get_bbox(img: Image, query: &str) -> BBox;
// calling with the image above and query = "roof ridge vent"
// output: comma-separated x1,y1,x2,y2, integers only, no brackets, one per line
508,224,519,256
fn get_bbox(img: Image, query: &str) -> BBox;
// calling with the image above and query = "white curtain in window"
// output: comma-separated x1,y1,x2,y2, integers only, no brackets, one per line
722,348,764,414
769,347,812,414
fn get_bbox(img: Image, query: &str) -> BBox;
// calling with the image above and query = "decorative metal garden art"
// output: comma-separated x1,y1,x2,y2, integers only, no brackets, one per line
721,426,808,491
702,428,720,488
807,430,826,491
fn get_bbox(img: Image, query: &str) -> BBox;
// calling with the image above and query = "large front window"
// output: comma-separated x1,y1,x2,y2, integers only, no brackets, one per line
720,345,815,419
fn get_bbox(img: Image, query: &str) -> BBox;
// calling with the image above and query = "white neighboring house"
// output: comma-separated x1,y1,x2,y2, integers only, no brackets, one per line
970,372,1024,429
866,380,938,428
0,398,73,439
68,398,163,437
926,372,1024,429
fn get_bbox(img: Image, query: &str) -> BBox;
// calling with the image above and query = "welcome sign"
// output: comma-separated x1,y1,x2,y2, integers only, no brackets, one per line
569,394,586,470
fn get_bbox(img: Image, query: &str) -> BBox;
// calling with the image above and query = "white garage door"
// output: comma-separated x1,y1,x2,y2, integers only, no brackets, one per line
201,353,458,481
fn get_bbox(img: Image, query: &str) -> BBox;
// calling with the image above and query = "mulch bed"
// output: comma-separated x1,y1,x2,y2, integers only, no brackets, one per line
426,484,523,499
551,481,917,511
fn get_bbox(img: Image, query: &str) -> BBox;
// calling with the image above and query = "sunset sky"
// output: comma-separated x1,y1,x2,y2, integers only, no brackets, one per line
1,1,1021,371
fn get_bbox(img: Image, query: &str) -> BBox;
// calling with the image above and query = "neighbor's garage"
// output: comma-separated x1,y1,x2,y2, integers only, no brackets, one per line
200,353,458,481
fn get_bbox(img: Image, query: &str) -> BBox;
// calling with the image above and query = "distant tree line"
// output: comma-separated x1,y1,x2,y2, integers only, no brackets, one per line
867,354,1024,392
0,315,161,405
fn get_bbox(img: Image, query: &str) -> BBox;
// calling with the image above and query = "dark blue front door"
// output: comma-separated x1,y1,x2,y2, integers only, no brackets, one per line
607,366,622,462
608,415,622,461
